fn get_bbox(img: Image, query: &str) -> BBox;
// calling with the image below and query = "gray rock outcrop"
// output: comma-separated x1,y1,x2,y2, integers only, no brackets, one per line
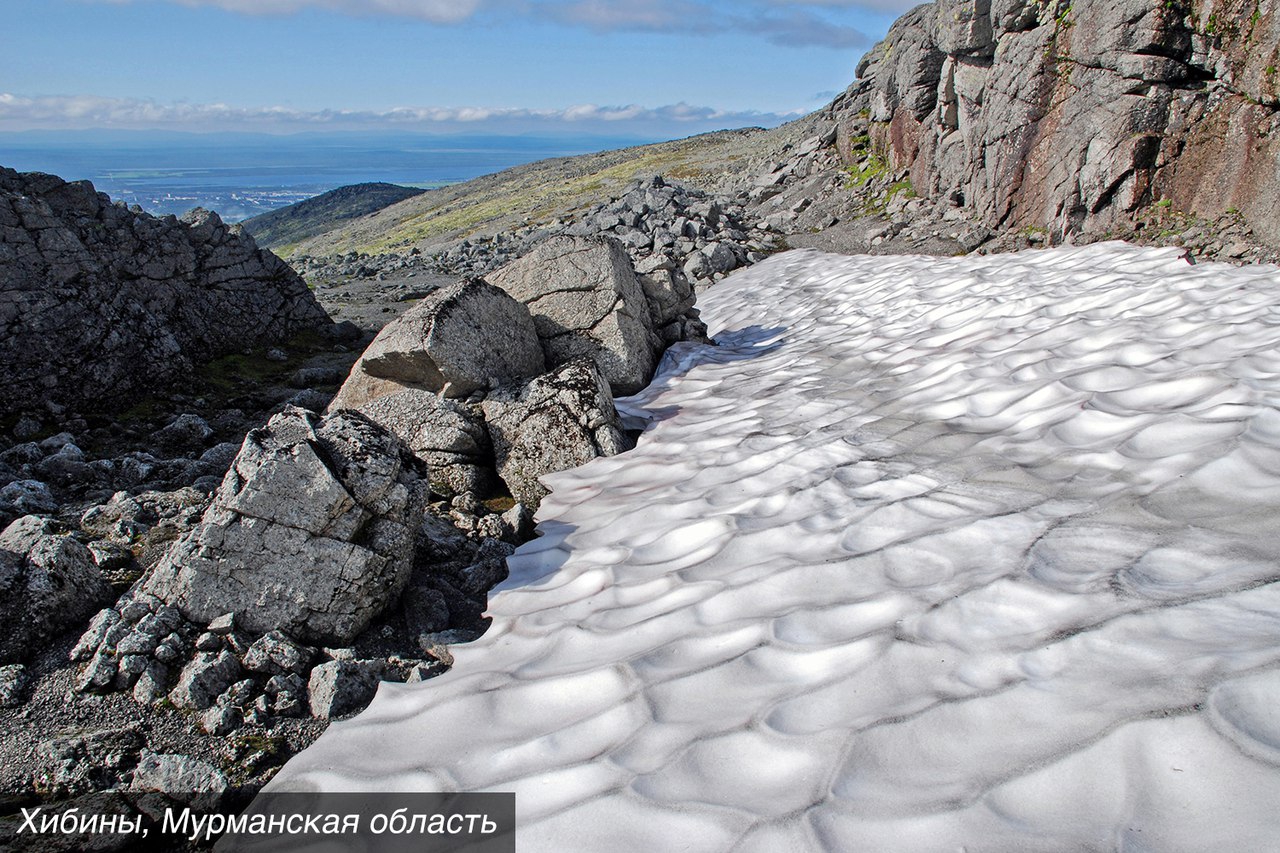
141,406,427,645
308,659,384,719
481,359,631,507
353,389,496,499
839,0,1280,241
0,515,111,664
328,278,545,409
0,167,332,415
487,235,661,397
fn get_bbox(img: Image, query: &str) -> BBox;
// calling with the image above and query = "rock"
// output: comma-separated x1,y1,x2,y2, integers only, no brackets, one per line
169,650,242,710
74,650,118,693
115,653,149,689
0,515,111,664
405,660,449,683
344,388,496,498
12,415,42,441
0,169,332,417
272,690,305,717
637,268,697,331
403,586,451,636
33,444,92,486
87,540,133,576
482,358,632,508
308,659,384,719
152,413,214,450
0,442,44,467
33,728,145,797
265,672,306,696
201,704,243,736
329,278,545,408
289,366,344,388
502,502,535,541
132,660,172,705
207,613,236,634
0,479,57,521
843,0,1280,244
141,407,427,645
487,235,661,396
195,632,222,652
71,609,122,661
242,630,314,675
130,751,229,807
0,663,29,707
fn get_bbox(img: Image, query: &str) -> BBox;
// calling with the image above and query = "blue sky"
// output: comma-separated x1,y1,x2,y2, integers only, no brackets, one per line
0,0,914,136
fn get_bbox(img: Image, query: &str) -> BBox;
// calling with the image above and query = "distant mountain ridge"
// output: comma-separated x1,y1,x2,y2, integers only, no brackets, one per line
240,182,427,249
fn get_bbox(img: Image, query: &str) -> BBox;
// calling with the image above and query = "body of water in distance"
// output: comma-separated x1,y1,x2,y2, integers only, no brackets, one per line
0,130,657,221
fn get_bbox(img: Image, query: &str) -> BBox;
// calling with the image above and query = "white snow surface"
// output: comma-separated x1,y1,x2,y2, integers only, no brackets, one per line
269,245,1280,850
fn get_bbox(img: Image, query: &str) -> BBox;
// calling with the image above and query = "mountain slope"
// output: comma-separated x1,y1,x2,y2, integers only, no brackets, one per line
240,182,426,249
280,124,823,258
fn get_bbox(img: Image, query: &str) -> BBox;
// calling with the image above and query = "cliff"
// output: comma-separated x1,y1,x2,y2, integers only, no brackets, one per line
838,0,1280,241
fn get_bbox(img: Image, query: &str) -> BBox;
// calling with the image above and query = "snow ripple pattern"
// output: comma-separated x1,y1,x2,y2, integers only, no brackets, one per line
270,245,1280,851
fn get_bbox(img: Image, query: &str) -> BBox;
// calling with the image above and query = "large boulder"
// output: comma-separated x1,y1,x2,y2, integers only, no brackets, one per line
141,407,427,646
487,235,661,396
353,389,497,499
481,359,631,508
0,515,112,664
0,168,331,415
329,278,545,409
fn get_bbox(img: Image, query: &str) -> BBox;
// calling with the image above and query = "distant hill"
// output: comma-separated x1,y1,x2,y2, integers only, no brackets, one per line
241,182,427,248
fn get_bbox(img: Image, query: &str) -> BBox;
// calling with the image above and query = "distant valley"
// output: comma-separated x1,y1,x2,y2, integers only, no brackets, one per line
0,130,664,221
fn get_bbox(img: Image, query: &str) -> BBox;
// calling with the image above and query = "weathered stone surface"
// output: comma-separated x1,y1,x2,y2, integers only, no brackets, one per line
0,515,111,664
141,407,427,645
487,235,661,396
170,649,242,710
132,660,172,705
329,278,544,408
842,0,1280,242
0,479,57,524
0,168,332,415
345,388,496,498
481,358,632,508
151,413,214,450
34,728,145,797
308,659,384,719
0,663,29,707
130,751,229,802
242,630,314,676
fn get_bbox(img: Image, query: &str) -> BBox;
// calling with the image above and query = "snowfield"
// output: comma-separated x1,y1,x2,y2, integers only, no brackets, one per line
268,245,1280,851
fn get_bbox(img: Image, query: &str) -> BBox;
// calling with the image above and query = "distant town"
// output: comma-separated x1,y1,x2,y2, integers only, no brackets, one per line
102,186,318,222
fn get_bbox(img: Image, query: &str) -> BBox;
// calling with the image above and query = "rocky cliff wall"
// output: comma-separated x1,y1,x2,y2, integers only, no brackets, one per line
839,0,1280,241
0,168,332,416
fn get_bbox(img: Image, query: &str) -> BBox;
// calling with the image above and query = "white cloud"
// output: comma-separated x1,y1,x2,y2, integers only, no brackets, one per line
765,0,924,11
85,0,883,48
0,93,802,132
96,0,482,23
532,0,871,48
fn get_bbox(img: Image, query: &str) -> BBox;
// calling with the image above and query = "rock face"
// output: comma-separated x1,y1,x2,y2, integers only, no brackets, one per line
329,278,545,408
487,235,662,396
481,359,632,507
0,167,332,415
353,389,496,499
141,407,427,645
0,515,111,664
843,0,1280,241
